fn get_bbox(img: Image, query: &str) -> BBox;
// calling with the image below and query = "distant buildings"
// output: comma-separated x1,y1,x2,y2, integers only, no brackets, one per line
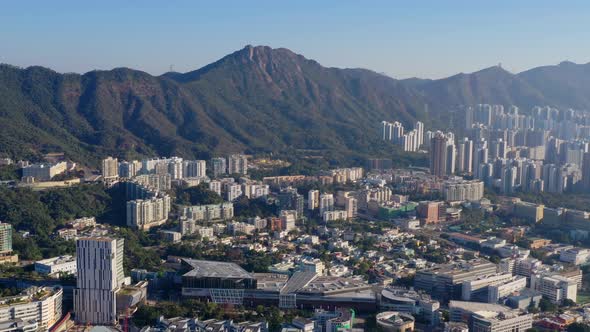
326,167,364,183
180,203,234,222
442,179,484,202
0,222,12,253
430,131,456,177
0,222,17,264
102,157,119,180
308,189,319,210
323,210,348,222
183,160,207,178
228,154,248,175
345,197,358,219
319,193,335,215
382,120,425,152
278,187,304,216
118,160,141,178
211,157,227,177
224,182,243,201
280,210,297,232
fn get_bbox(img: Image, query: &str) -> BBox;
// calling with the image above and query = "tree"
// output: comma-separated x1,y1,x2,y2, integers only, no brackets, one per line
568,323,590,332
132,305,160,327
539,298,557,312
561,299,576,307
395,275,415,287
176,184,223,205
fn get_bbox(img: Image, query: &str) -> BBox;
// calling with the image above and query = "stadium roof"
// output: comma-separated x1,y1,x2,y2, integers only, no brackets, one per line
182,259,254,279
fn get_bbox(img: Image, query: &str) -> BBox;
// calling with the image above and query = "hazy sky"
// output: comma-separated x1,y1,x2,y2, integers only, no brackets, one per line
1,1,589,79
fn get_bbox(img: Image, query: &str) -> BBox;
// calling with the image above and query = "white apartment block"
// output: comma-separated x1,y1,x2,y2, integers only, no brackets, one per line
167,157,184,179
228,154,248,175
35,255,77,276
329,167,364,183
126,195,171,230
242,183,269,199
102,157,119,179
118,160,141,178
442,179,484,202
319,193,334,215
211,157,227,177
228,222,256,235
225,183,243,201
133,173,172,192
195,226,214,239
530,273,577,303
308,190,319,210
74,237,124,326
183,160,207,178
178,218,215,238
209,180,222,196
280,210,297,232
345,197,358,219
248,217,268,230
323,210,348,222
180,203,234,222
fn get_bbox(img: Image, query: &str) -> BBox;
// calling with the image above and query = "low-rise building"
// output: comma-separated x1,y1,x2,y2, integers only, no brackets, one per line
21,162,67,181
159,230,182,243
180,203,234,222
0,286,63,330
530,273,577,303
323,210,348,222
34,255,77,276
559,248,590,265
471,310,533,332
376,311,415,332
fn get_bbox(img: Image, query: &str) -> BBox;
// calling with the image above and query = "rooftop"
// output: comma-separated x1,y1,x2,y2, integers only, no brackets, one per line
449,300,511,313
182,259,254,279
35,255,75,266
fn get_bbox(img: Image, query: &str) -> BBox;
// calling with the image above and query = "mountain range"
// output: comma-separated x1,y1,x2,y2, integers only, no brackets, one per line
1,45,590,165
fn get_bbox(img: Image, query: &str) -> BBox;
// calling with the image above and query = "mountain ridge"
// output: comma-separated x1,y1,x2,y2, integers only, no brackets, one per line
1,45,590,165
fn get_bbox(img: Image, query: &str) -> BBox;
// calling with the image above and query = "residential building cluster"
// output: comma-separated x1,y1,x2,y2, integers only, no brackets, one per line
422,105,590,195
382,120,425,152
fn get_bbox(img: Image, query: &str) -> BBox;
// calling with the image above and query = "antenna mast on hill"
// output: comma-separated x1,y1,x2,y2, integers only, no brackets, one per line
169,64,174,72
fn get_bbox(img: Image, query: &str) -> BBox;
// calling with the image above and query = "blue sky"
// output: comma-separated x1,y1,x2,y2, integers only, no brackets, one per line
1,1,589,79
